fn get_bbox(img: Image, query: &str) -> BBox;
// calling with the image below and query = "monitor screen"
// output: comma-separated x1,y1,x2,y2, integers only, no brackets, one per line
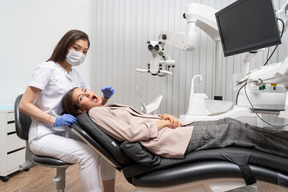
215,0,281,57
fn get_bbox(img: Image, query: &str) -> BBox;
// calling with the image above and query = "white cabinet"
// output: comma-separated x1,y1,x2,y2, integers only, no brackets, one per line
0,109,26,182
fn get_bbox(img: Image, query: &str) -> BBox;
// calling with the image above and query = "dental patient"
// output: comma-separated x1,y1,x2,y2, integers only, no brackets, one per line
62,87,288,159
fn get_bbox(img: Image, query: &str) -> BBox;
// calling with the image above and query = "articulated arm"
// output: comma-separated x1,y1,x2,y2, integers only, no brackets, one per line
277,0,288,33
136,3,219,76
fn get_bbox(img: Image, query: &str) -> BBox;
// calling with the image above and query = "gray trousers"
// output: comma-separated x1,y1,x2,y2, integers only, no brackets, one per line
185,118,288,158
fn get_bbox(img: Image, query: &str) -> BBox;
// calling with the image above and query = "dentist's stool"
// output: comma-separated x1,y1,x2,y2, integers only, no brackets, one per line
14,94,73,192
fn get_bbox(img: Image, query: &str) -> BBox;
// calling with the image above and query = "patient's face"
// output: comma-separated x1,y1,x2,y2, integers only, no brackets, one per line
72,88,102,112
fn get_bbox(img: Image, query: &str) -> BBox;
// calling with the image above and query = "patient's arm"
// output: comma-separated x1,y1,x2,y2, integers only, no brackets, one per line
157,119,171,130
89,107,159,142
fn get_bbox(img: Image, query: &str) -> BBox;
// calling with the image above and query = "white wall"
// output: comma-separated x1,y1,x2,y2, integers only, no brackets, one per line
0,0,96,102
1,0,287,119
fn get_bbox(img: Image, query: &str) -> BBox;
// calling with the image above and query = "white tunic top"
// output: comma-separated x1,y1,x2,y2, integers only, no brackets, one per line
28,61,89,142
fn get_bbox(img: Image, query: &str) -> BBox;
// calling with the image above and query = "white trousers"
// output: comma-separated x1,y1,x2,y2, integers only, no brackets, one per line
29,130,115,192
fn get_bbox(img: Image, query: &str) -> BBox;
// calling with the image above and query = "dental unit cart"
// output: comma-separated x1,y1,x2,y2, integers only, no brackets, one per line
0,106,26,182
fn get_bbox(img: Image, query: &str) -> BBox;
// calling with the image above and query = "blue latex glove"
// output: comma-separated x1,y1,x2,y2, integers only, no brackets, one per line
101,86,115,99
54,114,77,127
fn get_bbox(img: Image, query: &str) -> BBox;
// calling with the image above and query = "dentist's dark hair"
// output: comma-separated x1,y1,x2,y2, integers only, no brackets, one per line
62,87,80,117
47,29,90,63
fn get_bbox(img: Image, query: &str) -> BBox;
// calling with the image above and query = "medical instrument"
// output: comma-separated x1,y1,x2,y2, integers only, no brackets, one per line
136,4,217,74
143,95,163,115
136,87,163,115
136,41,175,76
136,3,223,100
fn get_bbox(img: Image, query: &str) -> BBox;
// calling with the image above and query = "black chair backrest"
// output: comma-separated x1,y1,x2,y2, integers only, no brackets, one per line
14,94,31,140
76,113,131,165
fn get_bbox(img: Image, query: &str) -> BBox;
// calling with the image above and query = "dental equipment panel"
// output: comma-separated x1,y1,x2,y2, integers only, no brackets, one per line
139,0,288,127
211,0,288,125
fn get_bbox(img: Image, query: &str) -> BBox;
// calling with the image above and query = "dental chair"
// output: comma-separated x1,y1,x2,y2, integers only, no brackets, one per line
72,113,288,192
14,94,73,192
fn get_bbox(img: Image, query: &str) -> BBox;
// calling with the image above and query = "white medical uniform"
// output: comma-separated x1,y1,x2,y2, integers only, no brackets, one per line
27,61,115,192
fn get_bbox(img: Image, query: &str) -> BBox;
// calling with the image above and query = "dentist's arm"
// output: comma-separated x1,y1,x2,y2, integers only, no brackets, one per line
19,86,57,125
19,86,77,127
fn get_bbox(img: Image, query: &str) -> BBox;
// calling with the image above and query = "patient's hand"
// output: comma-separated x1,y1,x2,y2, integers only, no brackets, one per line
157,119,171,131
159,114,182,128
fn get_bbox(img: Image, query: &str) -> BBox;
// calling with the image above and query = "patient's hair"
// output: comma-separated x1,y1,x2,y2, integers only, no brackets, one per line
47,29,90,63
62,87,80,117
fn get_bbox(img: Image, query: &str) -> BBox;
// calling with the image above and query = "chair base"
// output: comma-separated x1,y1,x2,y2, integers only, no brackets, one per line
54,167,67,191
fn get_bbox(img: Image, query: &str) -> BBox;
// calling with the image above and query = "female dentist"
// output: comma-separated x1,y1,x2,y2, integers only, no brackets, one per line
19,29,115,192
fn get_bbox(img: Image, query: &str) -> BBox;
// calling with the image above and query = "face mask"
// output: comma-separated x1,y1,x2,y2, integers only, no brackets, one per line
66,49,86,66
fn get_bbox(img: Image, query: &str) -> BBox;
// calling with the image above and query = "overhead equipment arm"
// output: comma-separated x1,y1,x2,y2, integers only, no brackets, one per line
136,3,223,99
